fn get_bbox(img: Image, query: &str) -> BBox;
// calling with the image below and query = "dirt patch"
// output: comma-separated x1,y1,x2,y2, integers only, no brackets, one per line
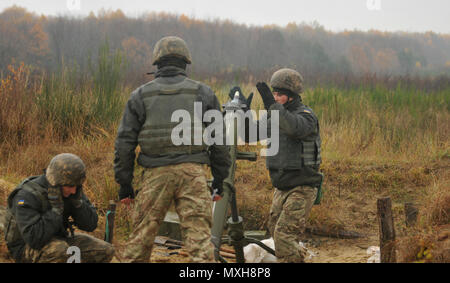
306,235,379,263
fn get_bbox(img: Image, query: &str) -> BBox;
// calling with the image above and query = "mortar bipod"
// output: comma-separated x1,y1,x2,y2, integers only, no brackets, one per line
211,90,275,263
211,154,275,263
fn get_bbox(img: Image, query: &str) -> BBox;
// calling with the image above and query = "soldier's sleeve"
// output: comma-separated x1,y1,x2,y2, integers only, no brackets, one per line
68,194,98,232
200,84,231,182
12,190,64,250
114,88,146,187
269,103,318,139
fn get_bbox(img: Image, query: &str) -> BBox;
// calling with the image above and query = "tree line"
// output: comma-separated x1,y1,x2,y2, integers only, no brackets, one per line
1,5,450,86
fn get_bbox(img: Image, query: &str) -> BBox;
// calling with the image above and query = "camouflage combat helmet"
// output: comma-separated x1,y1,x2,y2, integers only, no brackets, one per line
152,36,192,65
46,153,86,187
270,68,304,95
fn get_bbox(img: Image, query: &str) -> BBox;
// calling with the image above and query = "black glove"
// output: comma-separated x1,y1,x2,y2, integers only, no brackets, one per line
118,184,135,201
211,179,224,198
228,86,254,111
256,82,276,110
68,186,83,208
48,186,64,215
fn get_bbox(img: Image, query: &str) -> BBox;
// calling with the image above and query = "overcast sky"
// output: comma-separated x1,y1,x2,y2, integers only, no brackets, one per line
1,0,449,34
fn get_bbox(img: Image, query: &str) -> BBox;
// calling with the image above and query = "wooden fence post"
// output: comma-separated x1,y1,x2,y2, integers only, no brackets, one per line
377,197,396,263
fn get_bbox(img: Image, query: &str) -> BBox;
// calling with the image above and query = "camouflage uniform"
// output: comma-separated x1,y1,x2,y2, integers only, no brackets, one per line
121,163,214,262
21,233,114,263
114,36,230,262
267,186,317,262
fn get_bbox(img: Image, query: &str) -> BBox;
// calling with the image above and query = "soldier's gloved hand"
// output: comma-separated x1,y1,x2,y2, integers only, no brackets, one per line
211,179,224,202
48,186,64,215
68,186,83,208
228,86,254,111
256,82,276,110
118,184,135,205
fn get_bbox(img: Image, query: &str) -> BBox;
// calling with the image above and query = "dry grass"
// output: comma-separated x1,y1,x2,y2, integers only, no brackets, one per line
0,63,41,152
1,127,448,262
0,66,449,262
395,173,450,263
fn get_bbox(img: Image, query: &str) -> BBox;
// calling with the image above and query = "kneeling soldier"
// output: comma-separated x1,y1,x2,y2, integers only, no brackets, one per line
4,153,115,263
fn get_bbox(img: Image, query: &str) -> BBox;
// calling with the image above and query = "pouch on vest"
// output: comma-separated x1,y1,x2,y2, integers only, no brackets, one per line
4,209,21,244
302,140,321,167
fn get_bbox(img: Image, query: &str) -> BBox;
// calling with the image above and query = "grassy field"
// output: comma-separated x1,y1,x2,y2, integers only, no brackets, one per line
0,61,449,262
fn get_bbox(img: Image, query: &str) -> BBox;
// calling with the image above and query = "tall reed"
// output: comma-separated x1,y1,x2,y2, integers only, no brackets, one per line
35,40,127,140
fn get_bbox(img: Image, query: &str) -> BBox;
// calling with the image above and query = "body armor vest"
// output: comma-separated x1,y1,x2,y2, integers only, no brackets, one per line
4,176,50,245
266,104,321,170
137,77,208,156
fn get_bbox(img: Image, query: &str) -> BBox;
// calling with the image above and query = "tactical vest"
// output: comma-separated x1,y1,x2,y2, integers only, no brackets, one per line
266,104,321,170
4,176,50,245
137,77,208,156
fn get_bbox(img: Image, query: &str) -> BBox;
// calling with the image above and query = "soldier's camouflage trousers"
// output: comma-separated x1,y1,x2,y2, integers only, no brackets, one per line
267,186,317,263
20,233,115,263
121,163,214,263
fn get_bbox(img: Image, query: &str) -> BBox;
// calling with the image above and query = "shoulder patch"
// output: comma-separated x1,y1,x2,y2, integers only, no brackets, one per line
17,200,25,206
303,109,312,114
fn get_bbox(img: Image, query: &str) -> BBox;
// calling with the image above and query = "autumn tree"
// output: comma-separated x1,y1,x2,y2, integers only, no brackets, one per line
0,6,49,70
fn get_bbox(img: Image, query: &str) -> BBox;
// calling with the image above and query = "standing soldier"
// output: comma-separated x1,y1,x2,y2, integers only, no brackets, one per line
114,36,231,262
237,68,323,263
4,153,115,263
